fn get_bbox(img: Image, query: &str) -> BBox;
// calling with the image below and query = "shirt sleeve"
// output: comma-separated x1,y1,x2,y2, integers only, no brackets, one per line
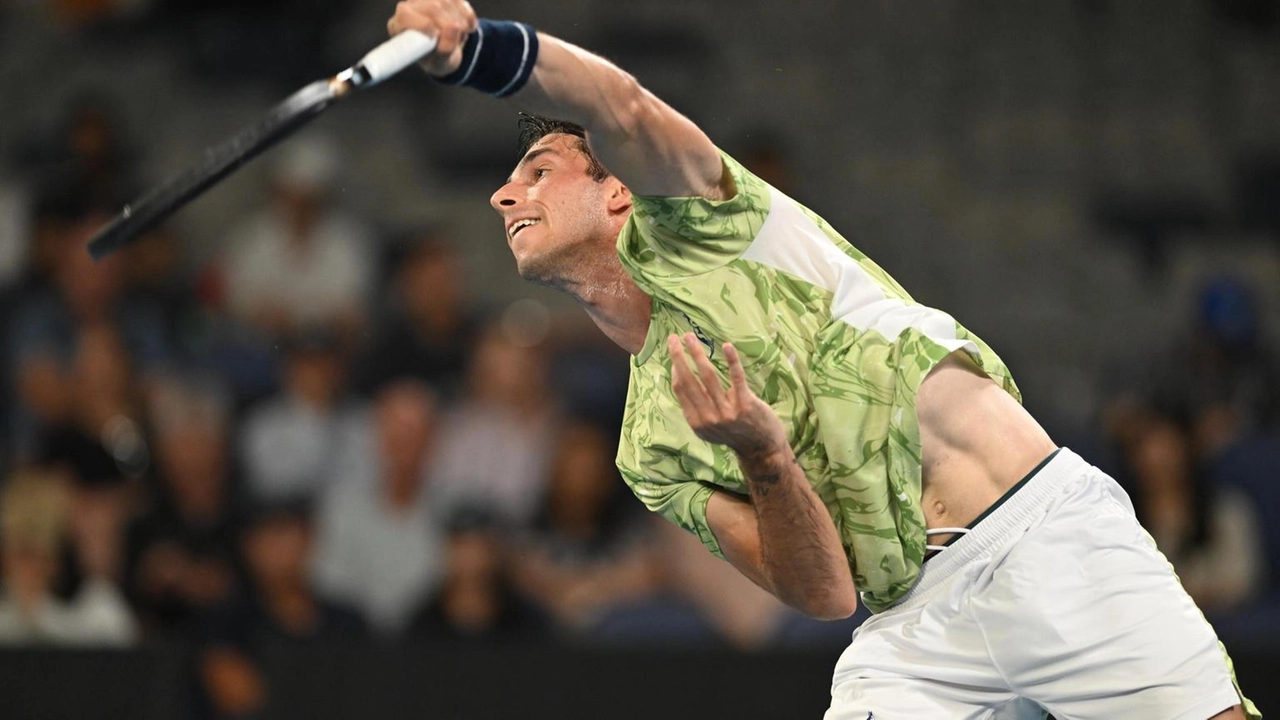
616,150,772,281
619,468,724,559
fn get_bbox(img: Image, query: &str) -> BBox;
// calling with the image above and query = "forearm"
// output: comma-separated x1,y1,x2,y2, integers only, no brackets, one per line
734,446,858,620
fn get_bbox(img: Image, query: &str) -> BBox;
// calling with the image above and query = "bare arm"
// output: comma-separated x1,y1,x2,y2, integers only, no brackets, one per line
670,334,859,620
514,37,728,199
387,1,728,199
708,451,858,620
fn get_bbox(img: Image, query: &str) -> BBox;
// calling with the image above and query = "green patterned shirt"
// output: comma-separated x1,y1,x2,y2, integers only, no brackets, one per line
614,151,1021,612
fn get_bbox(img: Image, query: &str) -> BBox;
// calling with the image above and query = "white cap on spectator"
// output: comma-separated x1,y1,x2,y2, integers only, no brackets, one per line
272,134,339,194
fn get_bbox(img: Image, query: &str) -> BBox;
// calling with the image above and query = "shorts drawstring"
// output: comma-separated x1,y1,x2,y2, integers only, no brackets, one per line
924,527,970,553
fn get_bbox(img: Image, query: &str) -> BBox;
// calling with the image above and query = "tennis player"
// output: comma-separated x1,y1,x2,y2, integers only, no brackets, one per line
387,2,1259,717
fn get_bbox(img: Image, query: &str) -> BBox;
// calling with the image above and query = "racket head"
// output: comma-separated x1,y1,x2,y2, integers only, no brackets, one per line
87,79,338,260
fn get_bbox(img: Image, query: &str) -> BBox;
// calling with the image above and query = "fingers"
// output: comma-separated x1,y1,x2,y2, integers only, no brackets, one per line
670,333,734,418
459,1,478,33
388,0,475,56
668,335,714,421
723,343,751,404
684,334,731,413
387,2,420,36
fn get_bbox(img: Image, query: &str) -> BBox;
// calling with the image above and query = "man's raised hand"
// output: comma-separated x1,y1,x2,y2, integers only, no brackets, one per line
386,0,478,77
667,333,789,461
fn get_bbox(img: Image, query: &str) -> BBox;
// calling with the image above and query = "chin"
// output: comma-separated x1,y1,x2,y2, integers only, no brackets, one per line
513,252,547,284
509,238,535,272
513,252,565,290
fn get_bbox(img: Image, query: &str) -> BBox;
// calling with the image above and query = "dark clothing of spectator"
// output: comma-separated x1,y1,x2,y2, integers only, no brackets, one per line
407,584,548,646
204,591,365,652
126,496,245,640
37,423,136,487
352,310,480,399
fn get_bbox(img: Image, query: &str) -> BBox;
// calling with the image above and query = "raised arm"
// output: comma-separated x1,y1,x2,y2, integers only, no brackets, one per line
387,0,729,199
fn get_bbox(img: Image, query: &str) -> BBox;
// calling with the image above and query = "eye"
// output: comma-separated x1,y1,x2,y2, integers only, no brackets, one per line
534,167,550,179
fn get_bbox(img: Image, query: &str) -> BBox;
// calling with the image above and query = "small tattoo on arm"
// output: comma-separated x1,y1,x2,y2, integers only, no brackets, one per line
741,453,799,498
752,469,782,496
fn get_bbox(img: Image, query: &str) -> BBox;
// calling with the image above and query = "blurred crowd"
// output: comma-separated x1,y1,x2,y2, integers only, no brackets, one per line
3,3,1280,717
1100,275,1280,616
0,95,846,718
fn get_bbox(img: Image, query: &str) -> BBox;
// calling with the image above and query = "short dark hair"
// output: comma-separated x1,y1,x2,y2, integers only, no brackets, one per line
516,114,610,182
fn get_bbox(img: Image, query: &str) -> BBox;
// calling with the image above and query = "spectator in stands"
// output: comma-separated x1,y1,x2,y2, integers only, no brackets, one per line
511,422,658,631
221,136,375,342
14,94,136,212
0,468,137,646
428,321,558,527
50,94,137,209
1151,277,1279,457
353,230,481,399
4,185,80,301
200,498,362,720
120,221,196,357
33,323,145,600
16,320,142,627
409,508,546,645
1118,411,1264,612
126,378,242,639
37,321,150,483
5,92,134,329
239,324,365,503
9,210,171,460
312,381,445,637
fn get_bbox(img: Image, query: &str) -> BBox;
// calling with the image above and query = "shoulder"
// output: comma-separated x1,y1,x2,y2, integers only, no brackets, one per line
617,151,774,280
629,152,772,236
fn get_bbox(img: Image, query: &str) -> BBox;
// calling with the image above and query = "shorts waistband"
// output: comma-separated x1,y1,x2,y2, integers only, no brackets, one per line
891,447,1090,611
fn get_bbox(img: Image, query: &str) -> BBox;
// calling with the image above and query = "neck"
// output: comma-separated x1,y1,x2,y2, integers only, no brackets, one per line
384,473,419,511
557,252,651,356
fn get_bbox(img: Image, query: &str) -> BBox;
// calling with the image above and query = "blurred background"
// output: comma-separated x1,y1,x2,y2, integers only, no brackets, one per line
1,0,1279,717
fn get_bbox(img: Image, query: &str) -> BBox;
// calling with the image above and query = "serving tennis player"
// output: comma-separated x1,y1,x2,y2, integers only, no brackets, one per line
387,2,1259,717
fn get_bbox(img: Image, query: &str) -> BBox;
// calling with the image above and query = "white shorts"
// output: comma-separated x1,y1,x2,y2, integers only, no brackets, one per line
825,448,1246,720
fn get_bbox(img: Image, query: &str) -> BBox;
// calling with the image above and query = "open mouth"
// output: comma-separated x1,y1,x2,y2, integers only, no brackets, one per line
508,218,541,239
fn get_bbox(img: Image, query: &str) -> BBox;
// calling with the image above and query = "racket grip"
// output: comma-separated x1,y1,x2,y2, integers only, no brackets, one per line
357,30,438,86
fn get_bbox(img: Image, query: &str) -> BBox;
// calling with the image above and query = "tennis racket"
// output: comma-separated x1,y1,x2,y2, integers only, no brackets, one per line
87,31,437,260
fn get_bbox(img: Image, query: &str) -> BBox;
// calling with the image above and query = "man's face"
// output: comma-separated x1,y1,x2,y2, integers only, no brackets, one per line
489,134,627,285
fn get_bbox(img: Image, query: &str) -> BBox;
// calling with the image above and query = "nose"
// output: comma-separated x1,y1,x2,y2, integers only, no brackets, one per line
489,182,519,213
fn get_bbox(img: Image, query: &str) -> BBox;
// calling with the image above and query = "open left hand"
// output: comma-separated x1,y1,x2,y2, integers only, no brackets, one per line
668,333,789,459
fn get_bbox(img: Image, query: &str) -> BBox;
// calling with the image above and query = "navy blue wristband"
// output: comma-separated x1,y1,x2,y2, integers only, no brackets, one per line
437,19,539,98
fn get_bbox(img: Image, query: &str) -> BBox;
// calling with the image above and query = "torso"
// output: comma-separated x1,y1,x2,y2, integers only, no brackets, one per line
612,152,1051,610
915,351,1057,545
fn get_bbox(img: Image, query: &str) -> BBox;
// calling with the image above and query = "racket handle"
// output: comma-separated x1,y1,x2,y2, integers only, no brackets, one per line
357,30,438,86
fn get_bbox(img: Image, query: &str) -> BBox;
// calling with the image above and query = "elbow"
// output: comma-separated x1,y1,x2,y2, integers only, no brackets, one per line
804,597,859,622
792,589,859,621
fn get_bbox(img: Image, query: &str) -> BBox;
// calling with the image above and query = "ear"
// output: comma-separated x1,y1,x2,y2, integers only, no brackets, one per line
605,180,632,216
